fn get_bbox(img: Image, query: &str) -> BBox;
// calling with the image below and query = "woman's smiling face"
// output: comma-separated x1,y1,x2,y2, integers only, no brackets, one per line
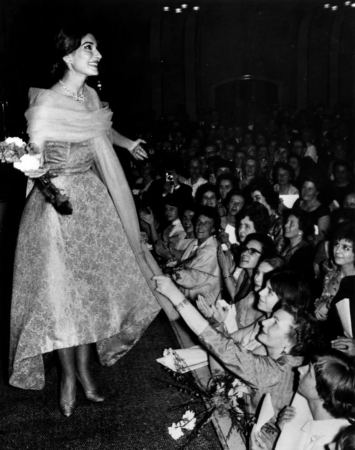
67,34,102,77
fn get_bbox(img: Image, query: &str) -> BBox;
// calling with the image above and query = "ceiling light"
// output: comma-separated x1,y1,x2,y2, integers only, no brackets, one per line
193,6,200,10
163,6,169,11
323,3,330,7
175,8,182,13
181,4,188,8
345,1,351,4
331,5,338,9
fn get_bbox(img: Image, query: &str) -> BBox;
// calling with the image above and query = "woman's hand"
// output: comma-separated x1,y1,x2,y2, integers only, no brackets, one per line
155,240,173,259
277,406,296,431
249,429,272,450
153,275,185,305
139,208,154,225
130,139,148,160
197,294,228,324
314,302,329,321
217,245,234,275
331,334,355,356
219,230,230,245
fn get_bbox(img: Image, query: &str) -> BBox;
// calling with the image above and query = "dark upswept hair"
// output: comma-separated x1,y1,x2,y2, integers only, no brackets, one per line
216,173,237,190
249,178,280,211
237,202,270,234
51,25,95,79
195,183,219,205
286,209,314,240
260,256,286,273
310,349,355,420
333,221,355,251
194,205,221,234
269,270,310,312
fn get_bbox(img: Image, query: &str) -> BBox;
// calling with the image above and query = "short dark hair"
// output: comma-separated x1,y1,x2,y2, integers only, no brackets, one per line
249,178,279,211
269,270,310,312
286,210,314,239
333,222,355,249
238,202,270,234
243,232,276,259
272,162,294,183
311,350,355,420
195,206,220,234
195,183,219,205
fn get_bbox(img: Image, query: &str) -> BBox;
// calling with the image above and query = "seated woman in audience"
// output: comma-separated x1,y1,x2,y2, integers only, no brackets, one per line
239,156,259,190
237,202,270,244
313,209,355,282
195,183,219,209
154,274,320,422
281,210,315,291
155,203,197,261
216,173,238,217
233,149,246,182
201,257,286,337
219,189,245,250
273,162,299,195
288,153,303,190
139,193,186,247
169,206,222,302
315,223,355,323
292,175,330,245
253,350,355,450
250,179,286,253
219,233,275,303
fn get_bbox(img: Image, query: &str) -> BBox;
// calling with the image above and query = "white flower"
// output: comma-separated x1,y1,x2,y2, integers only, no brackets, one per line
180,410,196,431
13,154,40,173
163,348,173,357
168,423,184,440
5,137,26,147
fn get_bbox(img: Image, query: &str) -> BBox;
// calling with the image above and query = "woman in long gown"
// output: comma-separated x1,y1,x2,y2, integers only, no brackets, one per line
9,27,174,416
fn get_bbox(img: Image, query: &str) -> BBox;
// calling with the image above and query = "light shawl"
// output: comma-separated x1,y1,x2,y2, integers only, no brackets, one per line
25,87,178,320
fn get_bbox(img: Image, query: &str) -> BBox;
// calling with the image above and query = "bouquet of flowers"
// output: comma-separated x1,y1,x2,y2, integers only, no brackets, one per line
0,137,73,215
161,349,255,448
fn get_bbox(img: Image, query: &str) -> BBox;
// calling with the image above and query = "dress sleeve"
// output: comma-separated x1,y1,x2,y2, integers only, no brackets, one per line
198,325,285,390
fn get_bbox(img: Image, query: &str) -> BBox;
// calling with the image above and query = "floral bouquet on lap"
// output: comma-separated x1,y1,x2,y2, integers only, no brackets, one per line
0,137,72,214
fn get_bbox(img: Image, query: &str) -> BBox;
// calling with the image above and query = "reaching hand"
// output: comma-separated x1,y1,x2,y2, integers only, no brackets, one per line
153,275,185,305
277,406,296,431
139,208,154,225
196,294,228,324
217,245,234,274
130,139,148,160
331,334,355,356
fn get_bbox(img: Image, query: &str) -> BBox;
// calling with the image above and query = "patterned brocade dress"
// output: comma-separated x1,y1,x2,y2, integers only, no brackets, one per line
9,87,164,390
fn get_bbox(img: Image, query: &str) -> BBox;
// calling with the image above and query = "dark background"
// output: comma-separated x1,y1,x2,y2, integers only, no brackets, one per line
0,0,354,135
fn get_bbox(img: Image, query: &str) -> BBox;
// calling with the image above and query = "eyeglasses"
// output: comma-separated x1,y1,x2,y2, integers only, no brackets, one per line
240,246,262,256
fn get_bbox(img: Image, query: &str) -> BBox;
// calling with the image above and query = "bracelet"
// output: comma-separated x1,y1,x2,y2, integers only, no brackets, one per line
175,298,190,312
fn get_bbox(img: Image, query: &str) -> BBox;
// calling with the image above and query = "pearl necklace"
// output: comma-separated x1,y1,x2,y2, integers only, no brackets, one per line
59,80,86,102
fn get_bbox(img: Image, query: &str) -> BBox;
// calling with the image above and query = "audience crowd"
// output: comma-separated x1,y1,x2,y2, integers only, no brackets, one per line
128,103,355,450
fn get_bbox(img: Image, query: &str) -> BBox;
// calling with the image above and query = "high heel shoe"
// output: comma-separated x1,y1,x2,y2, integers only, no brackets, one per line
76,373,105,403
59,379,77,417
